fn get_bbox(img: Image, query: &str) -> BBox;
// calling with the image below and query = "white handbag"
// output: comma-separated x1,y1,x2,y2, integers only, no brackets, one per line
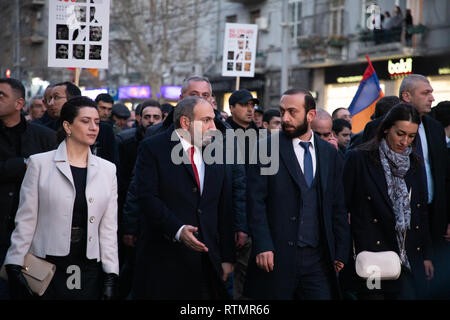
354,229,406,281
355,250,402,280
355,189,411,281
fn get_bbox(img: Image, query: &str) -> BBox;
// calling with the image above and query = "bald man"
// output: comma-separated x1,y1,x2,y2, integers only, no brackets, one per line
311,109,338,150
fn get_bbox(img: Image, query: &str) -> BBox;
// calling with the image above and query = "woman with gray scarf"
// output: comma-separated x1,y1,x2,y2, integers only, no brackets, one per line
343,103,433,300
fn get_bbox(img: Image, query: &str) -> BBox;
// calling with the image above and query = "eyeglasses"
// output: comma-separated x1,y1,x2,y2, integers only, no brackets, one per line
46,96,66,104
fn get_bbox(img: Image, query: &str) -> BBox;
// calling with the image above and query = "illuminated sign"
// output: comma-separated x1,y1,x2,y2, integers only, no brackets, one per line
388,58,413,79
160,85,182,100
439,67,450,75
118,85,151,99
337,75,363,83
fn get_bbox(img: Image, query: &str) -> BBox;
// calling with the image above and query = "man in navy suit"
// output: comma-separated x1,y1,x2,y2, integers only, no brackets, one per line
132,96,234,299
244,88,350,300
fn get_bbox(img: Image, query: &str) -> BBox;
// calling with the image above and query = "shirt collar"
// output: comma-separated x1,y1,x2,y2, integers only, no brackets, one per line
175,129,201,154
293,130,315,150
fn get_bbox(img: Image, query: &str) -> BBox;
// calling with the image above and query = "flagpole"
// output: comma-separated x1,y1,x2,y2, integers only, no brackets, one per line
74,68,82,87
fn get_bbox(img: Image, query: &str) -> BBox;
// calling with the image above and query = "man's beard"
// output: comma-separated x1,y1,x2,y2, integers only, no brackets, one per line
282,114,309,138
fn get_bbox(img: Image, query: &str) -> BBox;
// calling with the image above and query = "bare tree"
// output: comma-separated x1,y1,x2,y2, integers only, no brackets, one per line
110,0,213,98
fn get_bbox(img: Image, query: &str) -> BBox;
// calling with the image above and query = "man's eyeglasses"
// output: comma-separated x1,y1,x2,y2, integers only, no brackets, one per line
46,96,66,104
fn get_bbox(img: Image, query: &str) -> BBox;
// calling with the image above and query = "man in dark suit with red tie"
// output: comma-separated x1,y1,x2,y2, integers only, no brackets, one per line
132,96,235,299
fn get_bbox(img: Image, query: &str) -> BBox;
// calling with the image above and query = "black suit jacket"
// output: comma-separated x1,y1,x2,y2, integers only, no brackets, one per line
244,131,350,299
132,128,234,299
343,149,433,294
421,115,449,242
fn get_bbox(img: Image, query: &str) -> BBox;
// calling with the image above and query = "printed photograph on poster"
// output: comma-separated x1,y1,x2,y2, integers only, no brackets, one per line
222,23,258,77
56,44,69,59
89,45,102,60
48,0,110,69
73,44,85,59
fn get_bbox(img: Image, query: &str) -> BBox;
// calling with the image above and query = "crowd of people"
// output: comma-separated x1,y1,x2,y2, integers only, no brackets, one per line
0,73,449,300
371,5,415,45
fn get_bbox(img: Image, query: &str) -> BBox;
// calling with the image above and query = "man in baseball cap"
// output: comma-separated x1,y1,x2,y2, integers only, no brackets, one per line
112,103,131,133
226,89,260,130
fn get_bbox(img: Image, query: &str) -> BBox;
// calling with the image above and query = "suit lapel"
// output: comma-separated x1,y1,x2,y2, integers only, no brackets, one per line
54,141,74,188
279,131,302,190
167,128,198,189
315,135,329,195
86,148,99,186
366,154,393,209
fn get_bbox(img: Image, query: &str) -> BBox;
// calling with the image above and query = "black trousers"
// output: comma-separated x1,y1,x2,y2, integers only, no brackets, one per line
292,245,335,300
41,240,102,300
199,253,231,300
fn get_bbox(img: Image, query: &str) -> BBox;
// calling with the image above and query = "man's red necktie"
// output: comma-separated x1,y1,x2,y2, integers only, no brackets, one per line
189,146,200,190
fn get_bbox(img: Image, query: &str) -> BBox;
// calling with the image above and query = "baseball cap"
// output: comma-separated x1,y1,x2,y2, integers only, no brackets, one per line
254,105,264,114
229,89,260,106
112,103,131,119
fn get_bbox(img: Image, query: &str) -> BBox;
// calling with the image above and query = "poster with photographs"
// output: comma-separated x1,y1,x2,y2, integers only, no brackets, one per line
48,0,110,69
222,23,258,77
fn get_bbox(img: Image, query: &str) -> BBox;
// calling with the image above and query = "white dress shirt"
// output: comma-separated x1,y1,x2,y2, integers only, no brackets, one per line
292,130,317,178
418,123,434,204
175,131,205,241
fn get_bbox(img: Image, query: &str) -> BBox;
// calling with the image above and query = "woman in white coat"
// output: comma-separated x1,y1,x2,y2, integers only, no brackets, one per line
4,96,119,300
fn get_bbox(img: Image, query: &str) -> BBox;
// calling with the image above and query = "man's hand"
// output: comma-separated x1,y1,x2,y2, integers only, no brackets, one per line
256,251,274,272
221,262,234,282
179,225,208,252
327,136,339,150
334,260,344,273
122,234,137,247
424,260,434,281
235,231,248,249
443,224,450,242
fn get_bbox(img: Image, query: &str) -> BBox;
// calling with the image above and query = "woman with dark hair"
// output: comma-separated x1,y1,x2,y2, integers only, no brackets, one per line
343,103,434,300
3,96,119,300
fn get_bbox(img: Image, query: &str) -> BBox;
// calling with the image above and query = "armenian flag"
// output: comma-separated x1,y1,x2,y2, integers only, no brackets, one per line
348,55,384,133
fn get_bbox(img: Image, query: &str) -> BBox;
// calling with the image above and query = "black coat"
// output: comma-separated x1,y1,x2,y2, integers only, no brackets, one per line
0,117,56,246
116,127,144,217
92,121,118,164
343,148,433,294
132,128,235,299
244,131,350,299
33,111,59,131
421,115,449,242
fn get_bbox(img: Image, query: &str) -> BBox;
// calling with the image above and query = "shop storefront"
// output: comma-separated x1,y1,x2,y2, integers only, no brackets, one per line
320,54,450,115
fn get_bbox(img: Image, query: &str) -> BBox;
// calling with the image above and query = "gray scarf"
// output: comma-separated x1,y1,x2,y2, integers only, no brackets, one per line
379,139,411,270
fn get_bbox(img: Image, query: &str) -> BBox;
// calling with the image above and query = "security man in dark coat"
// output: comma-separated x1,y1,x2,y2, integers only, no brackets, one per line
0,78,56,298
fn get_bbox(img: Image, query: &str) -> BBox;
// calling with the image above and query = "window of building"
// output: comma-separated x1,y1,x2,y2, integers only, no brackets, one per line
329,0,345,35
289,0,303,41
250,10,261,24
226,15,237,23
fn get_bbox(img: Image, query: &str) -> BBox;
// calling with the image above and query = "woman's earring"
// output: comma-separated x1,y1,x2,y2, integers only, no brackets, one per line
67,132,71,137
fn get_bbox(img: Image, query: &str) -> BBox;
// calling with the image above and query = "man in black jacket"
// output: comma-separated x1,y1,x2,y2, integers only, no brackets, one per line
0,78,56,299
225,88,260,299
400,74,450,298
